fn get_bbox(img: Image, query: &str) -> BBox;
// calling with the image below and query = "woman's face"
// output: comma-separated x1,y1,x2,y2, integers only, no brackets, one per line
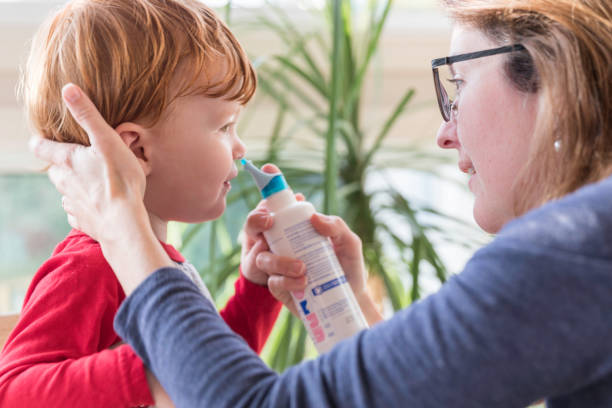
436,26,539,233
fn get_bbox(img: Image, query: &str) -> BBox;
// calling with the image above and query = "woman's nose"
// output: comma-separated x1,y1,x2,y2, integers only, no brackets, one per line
436,120,459,149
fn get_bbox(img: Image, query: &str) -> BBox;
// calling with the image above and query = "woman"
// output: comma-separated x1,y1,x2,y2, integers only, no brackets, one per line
31,0,612,406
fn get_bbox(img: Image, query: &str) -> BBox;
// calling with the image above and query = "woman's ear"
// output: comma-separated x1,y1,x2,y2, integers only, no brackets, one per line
114,123,152,176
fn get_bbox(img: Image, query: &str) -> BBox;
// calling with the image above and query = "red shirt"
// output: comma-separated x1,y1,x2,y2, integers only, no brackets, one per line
0,230,281,407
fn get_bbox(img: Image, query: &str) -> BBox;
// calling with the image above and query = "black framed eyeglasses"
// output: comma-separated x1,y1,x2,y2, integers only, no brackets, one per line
431,44,526,122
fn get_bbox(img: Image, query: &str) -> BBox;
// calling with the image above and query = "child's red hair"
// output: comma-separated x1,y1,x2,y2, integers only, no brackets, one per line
21,0,256,145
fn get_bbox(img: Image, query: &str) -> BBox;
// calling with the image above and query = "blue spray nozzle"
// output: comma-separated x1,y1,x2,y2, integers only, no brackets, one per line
240,159,289,199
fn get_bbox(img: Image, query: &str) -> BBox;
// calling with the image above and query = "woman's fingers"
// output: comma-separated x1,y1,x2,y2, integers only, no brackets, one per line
309,213,368,297
268,274,308,292
267,275,307,317
61,84,118,154
310,213,362,253
47,164,70,195
255,251,305,277
29,137,78,169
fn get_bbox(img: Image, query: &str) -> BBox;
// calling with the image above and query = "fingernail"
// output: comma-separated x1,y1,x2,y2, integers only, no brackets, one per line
63,84,80,104
319,214,333,223
255,254,264,269
263,215,273,228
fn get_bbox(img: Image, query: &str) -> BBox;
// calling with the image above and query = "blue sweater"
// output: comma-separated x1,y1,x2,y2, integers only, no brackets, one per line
115,175,612,408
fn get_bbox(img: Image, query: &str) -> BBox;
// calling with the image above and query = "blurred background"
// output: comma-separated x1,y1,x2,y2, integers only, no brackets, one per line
0,0,489,370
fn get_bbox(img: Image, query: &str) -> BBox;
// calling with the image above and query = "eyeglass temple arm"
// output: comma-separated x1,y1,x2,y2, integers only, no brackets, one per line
431,44,526,68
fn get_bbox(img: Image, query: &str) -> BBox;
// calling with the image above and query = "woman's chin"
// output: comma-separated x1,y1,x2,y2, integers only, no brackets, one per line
473,205,504,234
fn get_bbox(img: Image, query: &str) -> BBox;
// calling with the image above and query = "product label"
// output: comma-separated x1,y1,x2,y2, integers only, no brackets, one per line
269,219,368,353
312,276,347,296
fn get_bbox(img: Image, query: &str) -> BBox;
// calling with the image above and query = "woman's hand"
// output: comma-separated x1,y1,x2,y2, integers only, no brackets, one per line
30,83,146,242
308,214,383,325
30,83,172,295
242,188,383,325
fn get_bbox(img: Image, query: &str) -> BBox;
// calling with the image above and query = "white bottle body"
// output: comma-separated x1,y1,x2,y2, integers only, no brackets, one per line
263,190,368,353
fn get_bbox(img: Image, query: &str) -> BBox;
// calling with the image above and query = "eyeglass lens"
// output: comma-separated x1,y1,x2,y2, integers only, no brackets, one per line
434,64,458,121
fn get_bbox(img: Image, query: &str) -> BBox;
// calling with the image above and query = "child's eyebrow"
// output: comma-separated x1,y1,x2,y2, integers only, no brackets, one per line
226,106,243,121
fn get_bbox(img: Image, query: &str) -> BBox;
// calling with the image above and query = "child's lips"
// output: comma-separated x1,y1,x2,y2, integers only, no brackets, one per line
223,170,238,191
223,180,232,192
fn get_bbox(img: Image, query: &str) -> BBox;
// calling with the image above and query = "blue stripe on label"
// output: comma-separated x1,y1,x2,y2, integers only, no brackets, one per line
312,275,347,296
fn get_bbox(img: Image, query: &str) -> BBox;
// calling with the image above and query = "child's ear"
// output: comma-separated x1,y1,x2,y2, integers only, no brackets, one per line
114,122,152,176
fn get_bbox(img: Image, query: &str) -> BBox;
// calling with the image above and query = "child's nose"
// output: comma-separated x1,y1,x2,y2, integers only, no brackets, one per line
436,119,459,149
233,134,246,160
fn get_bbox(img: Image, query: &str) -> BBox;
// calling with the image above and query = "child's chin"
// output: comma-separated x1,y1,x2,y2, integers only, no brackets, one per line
173,199,228,224
197,203,227,223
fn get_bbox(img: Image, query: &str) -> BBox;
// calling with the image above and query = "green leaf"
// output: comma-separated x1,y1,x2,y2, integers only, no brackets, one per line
270,311,294,371
289,324,308,366
410,236,422,302
363,88,415,168
179,223,205,252
324,0,344,216
208,220,218,279
274,55,329,99
256,8,327,90
259,66,324,116
368,247,404,310
345,0,393,117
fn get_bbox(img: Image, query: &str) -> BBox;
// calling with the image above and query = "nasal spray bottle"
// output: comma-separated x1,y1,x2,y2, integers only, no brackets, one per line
241,159,368,353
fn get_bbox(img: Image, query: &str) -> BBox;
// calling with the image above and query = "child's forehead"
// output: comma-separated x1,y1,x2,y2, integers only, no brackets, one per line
174,93,242,120
172,57,248,102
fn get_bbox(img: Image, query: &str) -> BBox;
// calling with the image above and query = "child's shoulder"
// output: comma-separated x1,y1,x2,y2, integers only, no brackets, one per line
47,229,110,270
24,229,123,306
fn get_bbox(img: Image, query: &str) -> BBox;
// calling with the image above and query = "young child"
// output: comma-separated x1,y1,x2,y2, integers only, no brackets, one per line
0,0,282,406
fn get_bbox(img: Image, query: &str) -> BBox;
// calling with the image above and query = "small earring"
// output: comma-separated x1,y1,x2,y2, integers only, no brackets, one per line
554,139,562,152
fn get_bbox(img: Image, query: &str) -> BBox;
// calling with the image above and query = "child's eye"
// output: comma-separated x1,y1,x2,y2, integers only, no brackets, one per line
220,123,233,134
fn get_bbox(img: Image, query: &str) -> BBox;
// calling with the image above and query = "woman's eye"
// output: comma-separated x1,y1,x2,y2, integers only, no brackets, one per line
447,78,464,90
220,124,231,133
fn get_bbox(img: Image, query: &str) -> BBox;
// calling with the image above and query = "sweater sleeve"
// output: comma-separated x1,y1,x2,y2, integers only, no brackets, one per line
0,248,154,407
114,177,612,408
219,269,281,353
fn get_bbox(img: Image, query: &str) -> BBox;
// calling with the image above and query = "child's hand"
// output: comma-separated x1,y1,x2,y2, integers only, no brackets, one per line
240,197,308,315
240,187,307,288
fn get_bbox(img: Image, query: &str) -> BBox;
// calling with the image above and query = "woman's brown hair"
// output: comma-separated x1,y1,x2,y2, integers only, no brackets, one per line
21,0,257,146
441,0,612,214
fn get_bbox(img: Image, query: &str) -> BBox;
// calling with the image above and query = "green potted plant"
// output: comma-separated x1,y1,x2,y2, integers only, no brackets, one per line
170,0,478,371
